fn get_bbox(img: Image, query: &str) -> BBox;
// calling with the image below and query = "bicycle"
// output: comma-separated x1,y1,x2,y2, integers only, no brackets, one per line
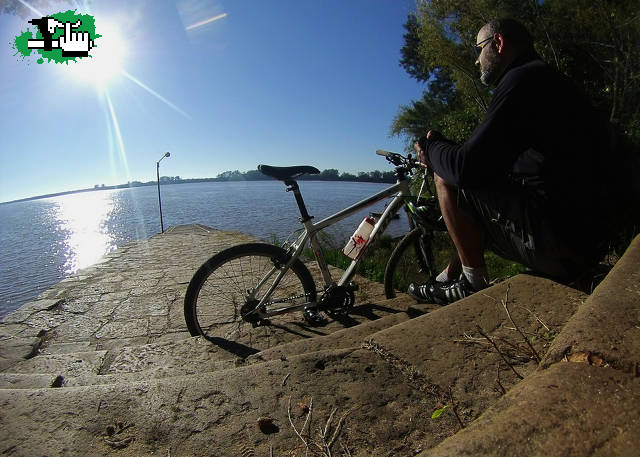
183,150,447,351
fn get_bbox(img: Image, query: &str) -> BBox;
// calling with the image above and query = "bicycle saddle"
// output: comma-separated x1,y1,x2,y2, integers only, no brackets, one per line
258,164,320,181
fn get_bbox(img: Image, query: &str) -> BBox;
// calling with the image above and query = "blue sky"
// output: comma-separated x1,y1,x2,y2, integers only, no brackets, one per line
0,0,424,203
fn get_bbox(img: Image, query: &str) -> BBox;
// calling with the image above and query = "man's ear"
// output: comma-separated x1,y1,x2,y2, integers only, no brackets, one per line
494,33,506,54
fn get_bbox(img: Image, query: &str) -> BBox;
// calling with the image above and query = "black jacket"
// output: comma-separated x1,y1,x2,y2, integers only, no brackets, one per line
422,54,618,243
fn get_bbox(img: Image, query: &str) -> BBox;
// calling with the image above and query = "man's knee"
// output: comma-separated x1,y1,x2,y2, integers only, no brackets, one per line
434,173,453,195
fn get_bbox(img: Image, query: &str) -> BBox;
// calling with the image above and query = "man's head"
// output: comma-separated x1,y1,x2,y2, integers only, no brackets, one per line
475,19,534,86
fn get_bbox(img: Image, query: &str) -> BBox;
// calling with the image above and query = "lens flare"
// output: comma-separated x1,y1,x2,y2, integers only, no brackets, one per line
121,70,191,119
16,0,43,17
185,13,227,31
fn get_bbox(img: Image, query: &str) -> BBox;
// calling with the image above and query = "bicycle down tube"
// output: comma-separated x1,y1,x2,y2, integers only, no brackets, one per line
255,177,411,315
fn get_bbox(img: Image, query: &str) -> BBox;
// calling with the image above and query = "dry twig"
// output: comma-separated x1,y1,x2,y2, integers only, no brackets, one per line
287,397,311,449
286,397,351,457
476,324,523,380
519,305,551,332
501,284,541,363
448,386,465,430
495,362,506,395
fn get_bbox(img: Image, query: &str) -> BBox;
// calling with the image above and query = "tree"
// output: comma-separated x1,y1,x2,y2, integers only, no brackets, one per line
393,0,640,145
319,169,340,180
216,170,244,181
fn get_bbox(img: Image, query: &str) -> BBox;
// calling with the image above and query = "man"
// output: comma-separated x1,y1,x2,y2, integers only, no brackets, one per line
408,18,625,305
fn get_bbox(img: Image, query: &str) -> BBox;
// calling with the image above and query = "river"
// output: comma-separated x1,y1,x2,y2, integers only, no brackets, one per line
0,180,410,318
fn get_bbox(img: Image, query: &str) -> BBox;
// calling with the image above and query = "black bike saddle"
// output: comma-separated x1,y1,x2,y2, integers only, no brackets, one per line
258,164,320,181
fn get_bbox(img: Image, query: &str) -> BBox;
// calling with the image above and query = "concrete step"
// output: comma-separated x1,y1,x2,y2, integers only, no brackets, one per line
0,296,426,388
0,339,238,388
0,347,439,457
248,297,435,365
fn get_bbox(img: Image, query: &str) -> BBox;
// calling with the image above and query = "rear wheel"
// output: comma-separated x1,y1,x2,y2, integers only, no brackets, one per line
184,243,316,354
384,228,435,299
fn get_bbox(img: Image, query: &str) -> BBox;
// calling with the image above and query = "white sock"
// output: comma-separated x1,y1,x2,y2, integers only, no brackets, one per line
435,268,453,283
462,265,489,291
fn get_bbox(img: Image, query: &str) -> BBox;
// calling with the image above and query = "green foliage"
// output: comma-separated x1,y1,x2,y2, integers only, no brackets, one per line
485,250,528,280
320,234,395,283
394,0,640,145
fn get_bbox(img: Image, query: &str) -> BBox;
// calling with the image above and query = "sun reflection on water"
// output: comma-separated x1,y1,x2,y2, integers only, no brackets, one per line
50,191,118,274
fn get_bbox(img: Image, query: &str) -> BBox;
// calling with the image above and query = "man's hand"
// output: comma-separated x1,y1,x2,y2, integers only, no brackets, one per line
426,130,444,141
414,130,445,168
58,20,94,56
413,139,428,168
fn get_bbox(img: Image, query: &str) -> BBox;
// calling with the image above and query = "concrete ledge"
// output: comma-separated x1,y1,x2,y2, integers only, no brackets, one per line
542,235,640,374
364,274,586,435
421,363,640,457
418,235,640,456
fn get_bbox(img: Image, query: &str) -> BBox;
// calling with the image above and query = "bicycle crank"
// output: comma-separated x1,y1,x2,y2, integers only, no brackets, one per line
320,283,356,318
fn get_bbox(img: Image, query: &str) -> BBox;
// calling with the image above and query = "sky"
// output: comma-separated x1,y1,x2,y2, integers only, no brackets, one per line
0,0,425,203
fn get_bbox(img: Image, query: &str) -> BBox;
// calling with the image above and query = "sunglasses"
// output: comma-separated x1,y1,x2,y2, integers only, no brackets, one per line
474,36,493,57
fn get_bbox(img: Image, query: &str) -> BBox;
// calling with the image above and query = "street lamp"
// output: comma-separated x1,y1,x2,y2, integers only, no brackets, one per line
157,152,170,233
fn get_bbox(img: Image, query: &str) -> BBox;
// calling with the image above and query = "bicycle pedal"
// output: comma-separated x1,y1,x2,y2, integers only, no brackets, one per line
303,309,326,326
348,281,359,291
251,319,270,328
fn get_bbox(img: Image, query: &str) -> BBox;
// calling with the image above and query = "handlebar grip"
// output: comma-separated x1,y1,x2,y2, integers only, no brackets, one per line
376,149,392,157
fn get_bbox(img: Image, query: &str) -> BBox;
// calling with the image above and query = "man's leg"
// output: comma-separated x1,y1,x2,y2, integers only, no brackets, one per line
434,173,485,269
407,174,488,303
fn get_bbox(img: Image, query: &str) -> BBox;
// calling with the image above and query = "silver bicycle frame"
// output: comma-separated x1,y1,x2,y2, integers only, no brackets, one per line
254,176,411,316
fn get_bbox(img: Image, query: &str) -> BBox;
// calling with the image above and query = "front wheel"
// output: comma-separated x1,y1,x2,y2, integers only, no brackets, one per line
384,228,435,299
184,243,317,353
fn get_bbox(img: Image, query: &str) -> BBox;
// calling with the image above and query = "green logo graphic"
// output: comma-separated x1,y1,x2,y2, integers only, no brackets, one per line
12,10,100,64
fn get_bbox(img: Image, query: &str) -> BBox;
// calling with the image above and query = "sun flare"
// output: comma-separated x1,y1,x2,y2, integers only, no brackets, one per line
66,21,127,89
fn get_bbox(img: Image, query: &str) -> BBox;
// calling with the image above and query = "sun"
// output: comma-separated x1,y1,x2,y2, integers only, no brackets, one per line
66,21,127,89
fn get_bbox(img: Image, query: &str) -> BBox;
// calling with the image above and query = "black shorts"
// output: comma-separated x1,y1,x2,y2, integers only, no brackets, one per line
458,187,605,280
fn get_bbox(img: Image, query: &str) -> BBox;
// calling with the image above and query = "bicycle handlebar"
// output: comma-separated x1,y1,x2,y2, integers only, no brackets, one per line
376,149,419,170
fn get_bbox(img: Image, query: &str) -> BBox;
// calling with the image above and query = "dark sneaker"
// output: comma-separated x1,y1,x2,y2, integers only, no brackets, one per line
407,275,481,305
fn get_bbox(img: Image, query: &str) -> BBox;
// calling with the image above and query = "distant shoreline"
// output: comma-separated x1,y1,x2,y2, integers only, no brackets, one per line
1,169,398,205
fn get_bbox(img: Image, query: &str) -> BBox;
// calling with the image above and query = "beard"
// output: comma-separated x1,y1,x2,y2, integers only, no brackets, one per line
480,50,503,86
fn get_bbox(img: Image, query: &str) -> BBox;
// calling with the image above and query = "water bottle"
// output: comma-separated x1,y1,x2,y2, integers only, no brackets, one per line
343,217,375,260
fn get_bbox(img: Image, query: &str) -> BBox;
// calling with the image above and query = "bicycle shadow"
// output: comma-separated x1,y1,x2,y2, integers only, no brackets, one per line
205,303,404,358
328,302,404,327
207,337,261,358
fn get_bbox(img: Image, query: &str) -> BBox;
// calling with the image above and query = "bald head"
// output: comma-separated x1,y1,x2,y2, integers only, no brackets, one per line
481,19,534,55
475,19,535,86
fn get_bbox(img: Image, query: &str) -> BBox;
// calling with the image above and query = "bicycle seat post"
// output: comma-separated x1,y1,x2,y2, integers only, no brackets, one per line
285,180,313,223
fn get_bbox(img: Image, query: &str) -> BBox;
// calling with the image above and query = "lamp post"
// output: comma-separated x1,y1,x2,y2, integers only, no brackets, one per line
157,152,170,233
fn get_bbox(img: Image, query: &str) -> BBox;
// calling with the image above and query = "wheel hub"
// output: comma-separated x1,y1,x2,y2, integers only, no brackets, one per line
240,299,262,324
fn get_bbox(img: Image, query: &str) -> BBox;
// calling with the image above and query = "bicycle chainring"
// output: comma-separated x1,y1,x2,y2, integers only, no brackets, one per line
320,285,355,317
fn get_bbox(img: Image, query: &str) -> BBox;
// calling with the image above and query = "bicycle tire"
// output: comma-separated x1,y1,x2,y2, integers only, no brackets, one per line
383,228,435,299
184,243,317,352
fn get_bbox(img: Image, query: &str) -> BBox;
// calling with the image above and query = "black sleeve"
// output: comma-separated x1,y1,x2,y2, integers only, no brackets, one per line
423,68,533,188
